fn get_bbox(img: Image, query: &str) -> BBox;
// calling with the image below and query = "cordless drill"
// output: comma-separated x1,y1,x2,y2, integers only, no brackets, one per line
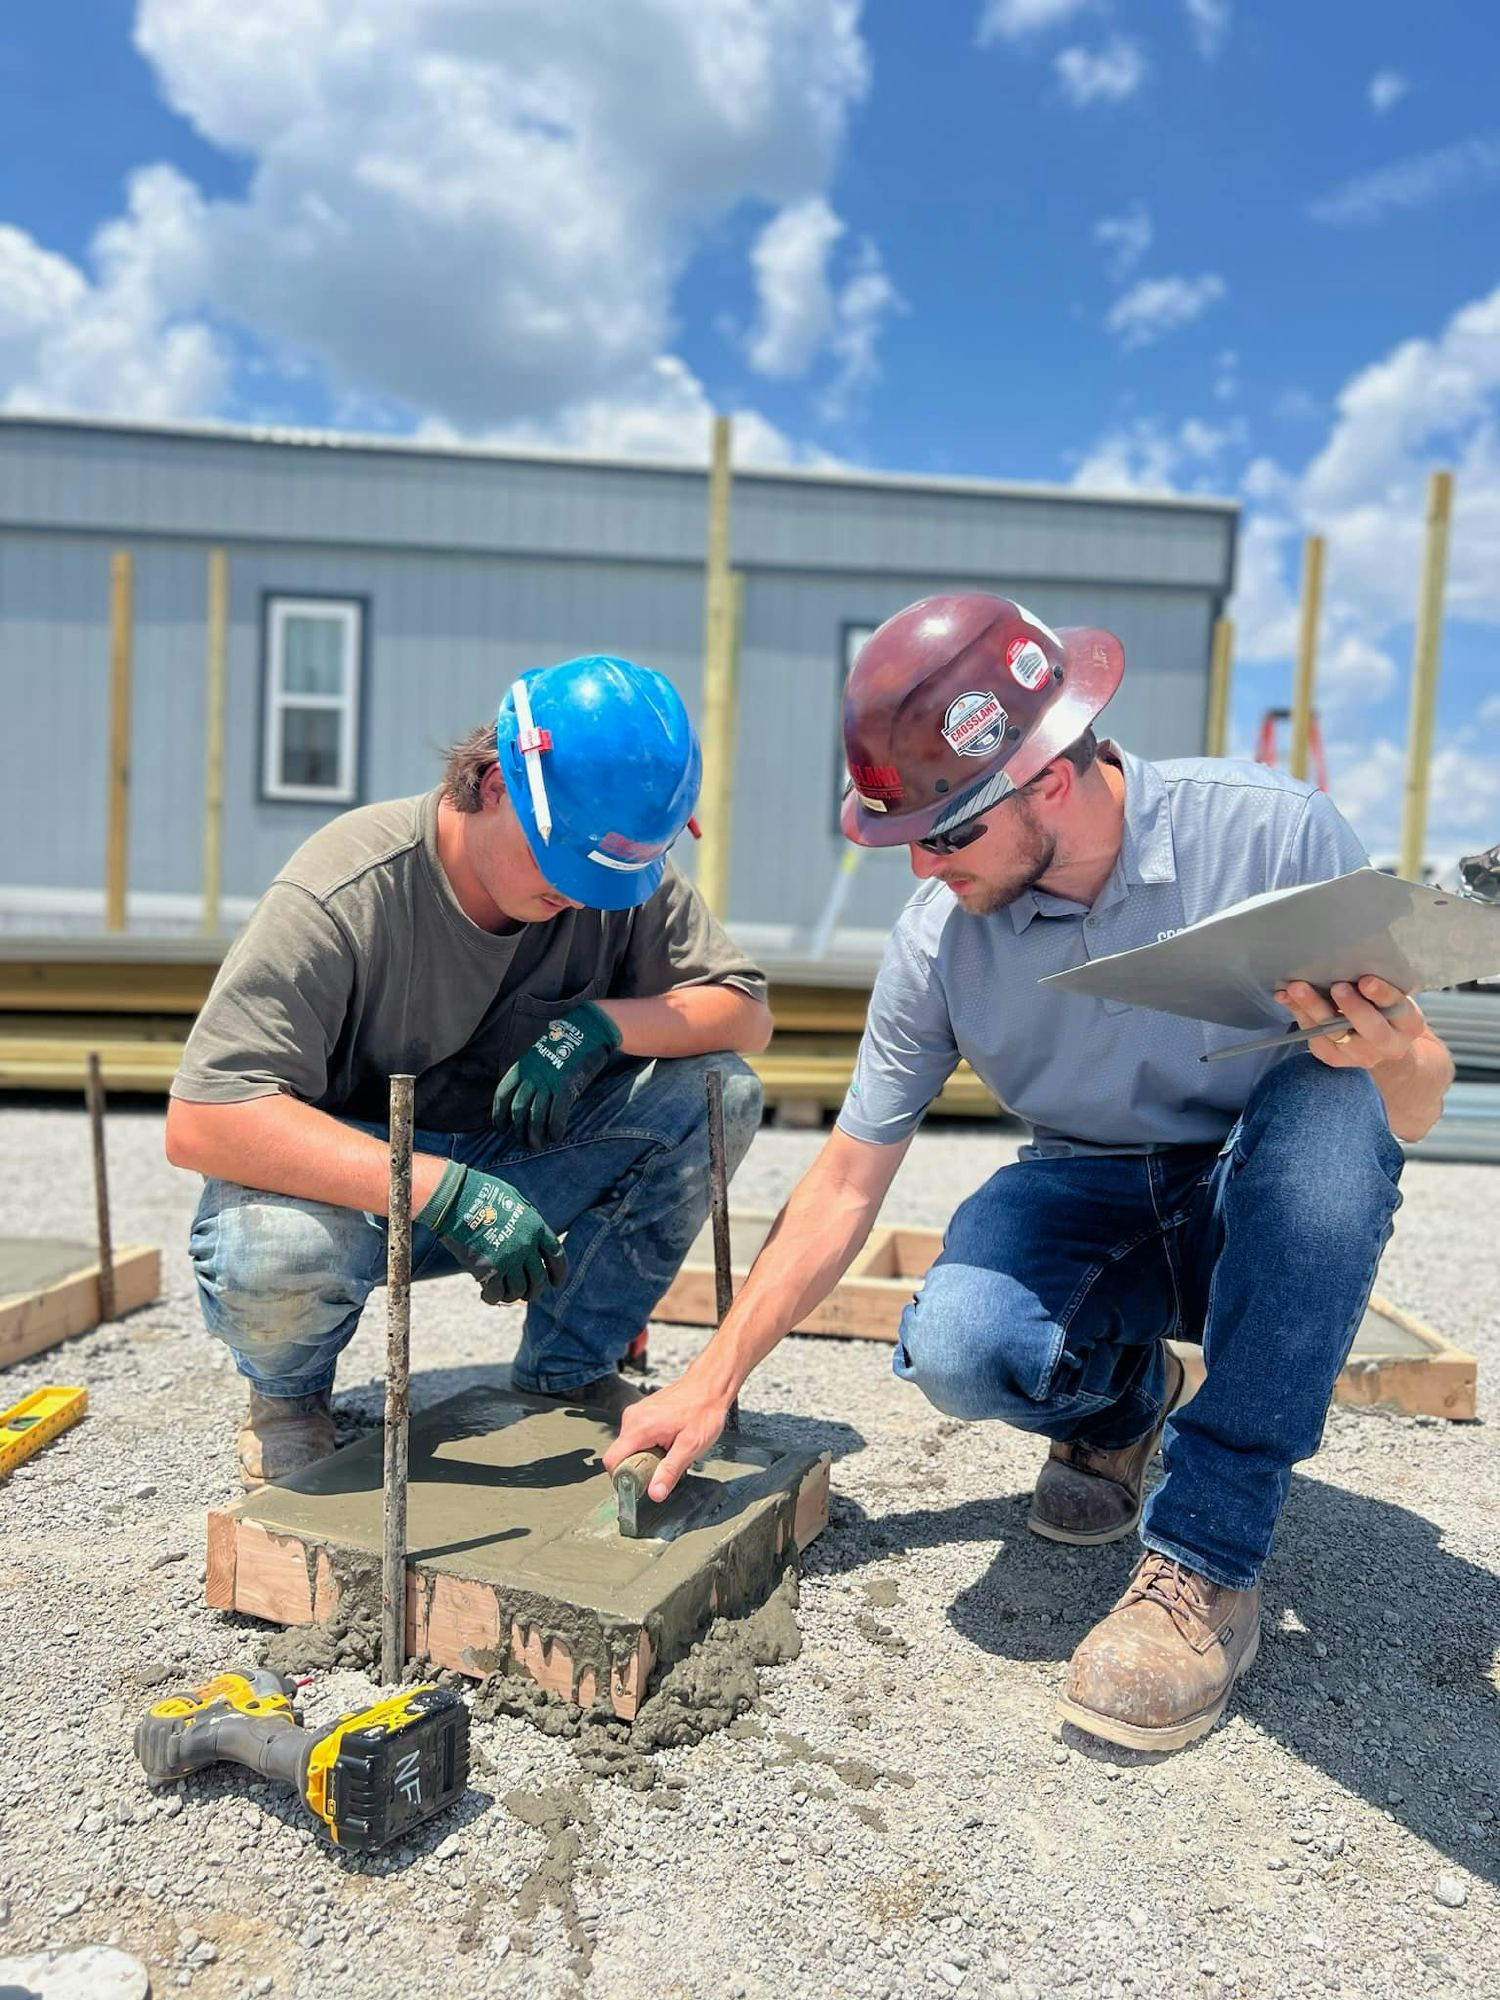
134,1670,469,1852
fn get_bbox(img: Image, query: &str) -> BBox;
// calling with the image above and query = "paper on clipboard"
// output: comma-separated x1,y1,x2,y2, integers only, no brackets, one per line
1038,868,1500,1029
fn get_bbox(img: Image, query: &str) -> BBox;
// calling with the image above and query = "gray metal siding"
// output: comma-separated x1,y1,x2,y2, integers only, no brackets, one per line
0,419,1238,943
0,418,1237,592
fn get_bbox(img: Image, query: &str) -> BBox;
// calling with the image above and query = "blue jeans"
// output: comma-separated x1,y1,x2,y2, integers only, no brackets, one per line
189,1053,762,1399
894,1055,1405,1588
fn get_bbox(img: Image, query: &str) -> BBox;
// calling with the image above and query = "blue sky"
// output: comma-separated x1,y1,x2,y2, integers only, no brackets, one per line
2,0,1497,863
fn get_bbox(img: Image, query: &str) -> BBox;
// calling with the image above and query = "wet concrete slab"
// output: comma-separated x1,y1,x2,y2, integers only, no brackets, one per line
214,1383,830,1712
0,1239,101,1298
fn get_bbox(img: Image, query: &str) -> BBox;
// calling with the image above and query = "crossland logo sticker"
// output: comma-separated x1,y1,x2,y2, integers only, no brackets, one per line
942,690,1008,758
1006,636,1051,692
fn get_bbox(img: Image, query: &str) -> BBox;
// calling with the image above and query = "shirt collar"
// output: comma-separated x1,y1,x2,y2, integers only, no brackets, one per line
1004,741,1177,934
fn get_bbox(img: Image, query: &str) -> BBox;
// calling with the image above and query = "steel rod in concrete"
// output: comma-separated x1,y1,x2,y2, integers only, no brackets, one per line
382,1073,415,1686
1400,469,1454,882
706,1064,740,1431
85,1050,116,1323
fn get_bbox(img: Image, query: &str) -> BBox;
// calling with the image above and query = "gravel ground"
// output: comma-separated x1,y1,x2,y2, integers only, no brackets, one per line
0,1099,1496,2000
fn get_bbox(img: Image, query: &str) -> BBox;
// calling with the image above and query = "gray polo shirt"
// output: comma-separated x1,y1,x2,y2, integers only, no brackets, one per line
837,744,1369,1156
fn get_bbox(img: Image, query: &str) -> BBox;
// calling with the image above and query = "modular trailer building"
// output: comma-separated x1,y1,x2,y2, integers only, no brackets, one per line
0,414,1238,962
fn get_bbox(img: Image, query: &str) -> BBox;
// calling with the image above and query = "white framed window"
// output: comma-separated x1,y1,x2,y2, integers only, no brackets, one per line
834,623,879,824
262,597,364,803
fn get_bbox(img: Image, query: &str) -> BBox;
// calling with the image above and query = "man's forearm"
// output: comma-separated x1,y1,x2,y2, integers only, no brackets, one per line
1374,1030,1454,1143
165,1093,450,1213
597,986,772,1058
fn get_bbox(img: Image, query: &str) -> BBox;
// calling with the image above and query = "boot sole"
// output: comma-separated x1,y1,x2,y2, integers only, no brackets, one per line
1055,1624,1260,1753
1026,1503,1142,1547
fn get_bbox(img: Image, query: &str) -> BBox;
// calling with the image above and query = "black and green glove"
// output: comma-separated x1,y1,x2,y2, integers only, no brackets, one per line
492,1001,623,1149
416,1162,567,1306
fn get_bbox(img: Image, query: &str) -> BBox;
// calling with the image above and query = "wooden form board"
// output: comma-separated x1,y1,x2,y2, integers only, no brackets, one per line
0,1242,160,1369
654,1214,1478,1421
205,1386,831,1721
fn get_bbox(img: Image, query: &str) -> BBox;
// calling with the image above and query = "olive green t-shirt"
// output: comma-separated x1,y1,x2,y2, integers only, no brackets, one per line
172,790,767,1132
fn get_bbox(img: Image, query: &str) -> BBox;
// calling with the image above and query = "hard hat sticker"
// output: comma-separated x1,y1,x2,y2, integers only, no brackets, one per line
1006,637,1051,692
942,691,1009,758
850,762,903,805
588,830,663,871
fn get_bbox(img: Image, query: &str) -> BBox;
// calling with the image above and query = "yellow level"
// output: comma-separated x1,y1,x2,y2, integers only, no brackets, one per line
0,1386,87,1477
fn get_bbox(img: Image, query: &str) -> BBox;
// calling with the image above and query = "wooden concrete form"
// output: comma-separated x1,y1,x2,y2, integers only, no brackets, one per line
655,1215,1478,1420
206,1385,830,1720
0,1240,159,1368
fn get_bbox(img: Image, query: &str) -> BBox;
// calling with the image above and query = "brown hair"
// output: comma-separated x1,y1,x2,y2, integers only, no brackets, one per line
1058,725,1099,776
441,723,498,812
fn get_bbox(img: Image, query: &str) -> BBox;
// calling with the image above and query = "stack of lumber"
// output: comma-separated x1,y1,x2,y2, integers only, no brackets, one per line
0,938,1000,1120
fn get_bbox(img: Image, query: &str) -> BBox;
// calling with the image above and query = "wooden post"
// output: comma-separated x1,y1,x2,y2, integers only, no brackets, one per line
1205,615,1234,758
1288,536,1323,784
696,416,738,917
1400,470,1455,883
202,548,229,935
382,1074,415,1686
105,552,134,933
85,1051,116,1324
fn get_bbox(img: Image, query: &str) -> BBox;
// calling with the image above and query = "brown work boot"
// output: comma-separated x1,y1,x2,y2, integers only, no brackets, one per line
1057,1551,1262,1752
237,1388,337,1491
1028,1343,1202,1546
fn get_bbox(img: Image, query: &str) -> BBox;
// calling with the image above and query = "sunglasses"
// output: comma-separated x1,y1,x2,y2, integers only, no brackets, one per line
916,814,989,857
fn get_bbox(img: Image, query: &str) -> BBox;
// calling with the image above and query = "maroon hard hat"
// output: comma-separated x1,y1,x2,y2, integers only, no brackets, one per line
840,594,1124,848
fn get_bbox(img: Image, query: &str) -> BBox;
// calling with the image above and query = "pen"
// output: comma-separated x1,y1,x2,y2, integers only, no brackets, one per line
1199,999,1411,1064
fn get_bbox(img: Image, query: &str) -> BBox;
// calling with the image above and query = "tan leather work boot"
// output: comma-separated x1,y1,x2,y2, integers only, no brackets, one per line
1029,1343,1204,1546
237,1388,337,1491
1057,1551,1262,1752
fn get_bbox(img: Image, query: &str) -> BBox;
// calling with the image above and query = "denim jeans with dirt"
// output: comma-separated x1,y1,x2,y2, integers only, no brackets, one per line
892,1054,1405,1588
189,1052,762,1399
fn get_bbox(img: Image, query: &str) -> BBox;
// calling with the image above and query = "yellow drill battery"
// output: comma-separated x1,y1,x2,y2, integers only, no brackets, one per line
0,1386,87,1478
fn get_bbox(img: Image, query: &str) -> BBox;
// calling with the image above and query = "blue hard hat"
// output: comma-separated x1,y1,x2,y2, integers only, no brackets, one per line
496,656,702,911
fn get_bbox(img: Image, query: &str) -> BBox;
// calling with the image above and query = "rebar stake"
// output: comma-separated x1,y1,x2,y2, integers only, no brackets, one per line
382,1074,415,1687
706,1066,739,1431
85,1051,116,1324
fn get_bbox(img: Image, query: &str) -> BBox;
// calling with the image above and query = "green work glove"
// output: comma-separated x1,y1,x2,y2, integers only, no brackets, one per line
492,1001,623,1149
416,1162,567,1306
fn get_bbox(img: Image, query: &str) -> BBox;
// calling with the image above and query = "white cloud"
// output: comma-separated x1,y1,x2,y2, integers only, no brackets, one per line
976,0,1091,43
1055,38,1146,106
0,1,874,441
0,166,225,418
1325,734,1500,866
822,239,902,420
1310,133,1500,225
1094,200,1152,281
433,354,816,466
1368,69,1409,115
1213,347,1240,400
1183,0,1230,60
1105,271,1225,348
746,196,845,377
1297,282,1500,625
743,198,899,411
1071,413,1241,494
